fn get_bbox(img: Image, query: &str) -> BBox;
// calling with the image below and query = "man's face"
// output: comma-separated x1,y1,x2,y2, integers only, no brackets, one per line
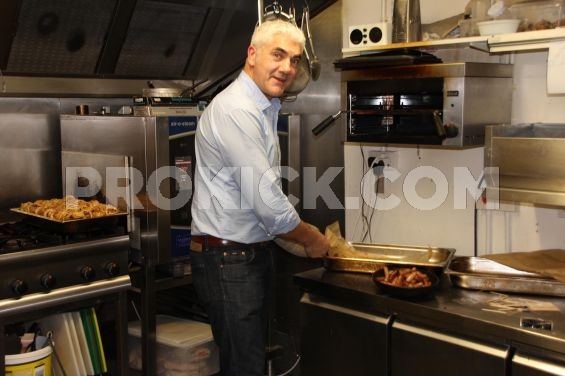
246,34,302,99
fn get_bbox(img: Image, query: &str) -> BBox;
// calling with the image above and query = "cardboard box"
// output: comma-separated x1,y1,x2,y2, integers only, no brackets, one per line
128,315,219,376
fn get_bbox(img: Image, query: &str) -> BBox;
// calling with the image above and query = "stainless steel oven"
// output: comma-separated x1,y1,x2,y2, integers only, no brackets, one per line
0,106,131,375
342,62,514,147
60,103,201,375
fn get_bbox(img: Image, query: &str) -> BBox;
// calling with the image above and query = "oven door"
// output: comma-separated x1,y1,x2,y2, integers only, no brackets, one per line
346,78,448,145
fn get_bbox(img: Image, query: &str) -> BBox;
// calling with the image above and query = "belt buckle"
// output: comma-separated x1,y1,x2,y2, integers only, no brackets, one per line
190,240,203,252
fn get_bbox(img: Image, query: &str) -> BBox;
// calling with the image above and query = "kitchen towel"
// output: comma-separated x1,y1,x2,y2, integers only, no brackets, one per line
547,41,565,94
484,249,565,282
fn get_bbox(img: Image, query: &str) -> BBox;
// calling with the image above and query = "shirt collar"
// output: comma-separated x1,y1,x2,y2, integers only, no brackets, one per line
239,71,281,114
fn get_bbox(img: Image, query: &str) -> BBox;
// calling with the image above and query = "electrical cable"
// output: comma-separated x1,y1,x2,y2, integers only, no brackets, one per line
271,355,301,376
359,145,371,241
363,159,384,243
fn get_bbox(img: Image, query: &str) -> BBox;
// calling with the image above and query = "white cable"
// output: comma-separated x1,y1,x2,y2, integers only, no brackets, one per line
271,355,301,376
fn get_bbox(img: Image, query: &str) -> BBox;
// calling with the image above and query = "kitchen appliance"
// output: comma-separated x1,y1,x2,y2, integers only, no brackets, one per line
61,102,201,268
0,109,131,374
342,62,513,147
59,108,201,375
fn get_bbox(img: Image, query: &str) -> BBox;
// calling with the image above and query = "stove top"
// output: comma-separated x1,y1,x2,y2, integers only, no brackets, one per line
0,220,130,300
0,220,126,254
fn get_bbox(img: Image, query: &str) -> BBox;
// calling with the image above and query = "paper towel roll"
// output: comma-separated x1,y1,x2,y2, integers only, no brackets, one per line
547,41,565,94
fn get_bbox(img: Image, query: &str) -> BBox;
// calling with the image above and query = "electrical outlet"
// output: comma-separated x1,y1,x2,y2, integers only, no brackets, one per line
367,150,397,174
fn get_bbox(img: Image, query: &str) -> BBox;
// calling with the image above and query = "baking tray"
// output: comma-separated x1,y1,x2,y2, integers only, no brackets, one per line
323,243,455,274
446,256,565,297
11,208,127,233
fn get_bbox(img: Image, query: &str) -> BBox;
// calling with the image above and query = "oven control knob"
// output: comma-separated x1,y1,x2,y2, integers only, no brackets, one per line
105,262,120,277
444,124,459,138
10,279,28,296
40,273,56,290
80,265,96,281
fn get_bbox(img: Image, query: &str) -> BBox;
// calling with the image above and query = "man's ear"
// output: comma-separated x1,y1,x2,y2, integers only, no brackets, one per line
247,45,257,67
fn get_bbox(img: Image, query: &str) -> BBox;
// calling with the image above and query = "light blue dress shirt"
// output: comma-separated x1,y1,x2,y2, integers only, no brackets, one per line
190,71,301,243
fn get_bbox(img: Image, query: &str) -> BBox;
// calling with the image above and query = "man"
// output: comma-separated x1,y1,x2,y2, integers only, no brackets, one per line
190,19,330,376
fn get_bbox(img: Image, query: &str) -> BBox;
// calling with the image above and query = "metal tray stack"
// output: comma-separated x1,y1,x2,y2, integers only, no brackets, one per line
446,256,565,297
323,243,455,274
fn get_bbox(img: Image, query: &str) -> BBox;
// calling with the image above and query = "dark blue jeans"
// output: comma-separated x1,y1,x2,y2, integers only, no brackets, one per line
190,242,273,376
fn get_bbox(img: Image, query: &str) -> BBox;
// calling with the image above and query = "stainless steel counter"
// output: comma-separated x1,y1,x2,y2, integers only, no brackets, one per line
293,268,565,374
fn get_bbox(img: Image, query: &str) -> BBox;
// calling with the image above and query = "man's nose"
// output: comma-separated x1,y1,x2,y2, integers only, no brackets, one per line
280,58,293,73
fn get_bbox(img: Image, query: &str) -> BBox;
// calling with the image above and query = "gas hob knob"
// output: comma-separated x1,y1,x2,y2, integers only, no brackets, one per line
104,261,120,277
80,265,96,281
40,273,56,290
10,279,28,296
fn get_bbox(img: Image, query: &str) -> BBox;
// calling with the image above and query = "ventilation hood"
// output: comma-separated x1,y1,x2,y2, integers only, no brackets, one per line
0,0,334,95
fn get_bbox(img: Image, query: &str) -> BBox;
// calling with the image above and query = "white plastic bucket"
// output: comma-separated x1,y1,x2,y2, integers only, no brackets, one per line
5,344,52,376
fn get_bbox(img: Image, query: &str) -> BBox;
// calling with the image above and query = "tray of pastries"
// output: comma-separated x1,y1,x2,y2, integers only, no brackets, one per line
12,196,127,232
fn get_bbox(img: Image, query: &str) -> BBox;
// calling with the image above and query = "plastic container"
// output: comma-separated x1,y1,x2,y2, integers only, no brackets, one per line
458,18,481,37
128,315,219,376
477,18,521,35
471,0,492,20
509,0,565,31
5,344,52,376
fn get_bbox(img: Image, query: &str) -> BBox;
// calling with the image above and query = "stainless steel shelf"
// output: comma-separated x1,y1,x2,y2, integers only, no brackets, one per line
341,28,565,55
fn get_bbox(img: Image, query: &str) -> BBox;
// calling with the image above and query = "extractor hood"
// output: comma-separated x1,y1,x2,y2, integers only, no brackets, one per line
0,0,335,94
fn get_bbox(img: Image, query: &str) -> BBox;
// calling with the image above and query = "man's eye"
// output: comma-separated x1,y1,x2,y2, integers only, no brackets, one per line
273,51,282,59
291,58,300,66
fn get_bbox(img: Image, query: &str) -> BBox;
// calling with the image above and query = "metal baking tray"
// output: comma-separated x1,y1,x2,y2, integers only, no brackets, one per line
446,256,565,297
11,208,127,233
323,243,455,274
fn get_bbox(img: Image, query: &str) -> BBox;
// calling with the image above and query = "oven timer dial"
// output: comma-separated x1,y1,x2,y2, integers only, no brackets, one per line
10,279,28,296
40,273,56,290
105,261,120,277
80,265,96,281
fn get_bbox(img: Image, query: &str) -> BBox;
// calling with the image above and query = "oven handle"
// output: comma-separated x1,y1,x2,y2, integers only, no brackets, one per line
0,275,131,318
433,110,447,139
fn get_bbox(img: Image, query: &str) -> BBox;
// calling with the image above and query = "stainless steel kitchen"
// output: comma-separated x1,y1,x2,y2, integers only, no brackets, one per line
1,0,565,375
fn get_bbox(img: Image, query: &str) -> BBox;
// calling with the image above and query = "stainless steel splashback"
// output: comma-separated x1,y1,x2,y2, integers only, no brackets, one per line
484,123,565,207
0,100,61,217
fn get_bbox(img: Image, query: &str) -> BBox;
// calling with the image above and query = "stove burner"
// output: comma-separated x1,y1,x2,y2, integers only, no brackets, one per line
0,220,125,254
2,238,37,251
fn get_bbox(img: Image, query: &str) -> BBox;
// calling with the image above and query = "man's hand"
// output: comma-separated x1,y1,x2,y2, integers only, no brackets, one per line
303,231,331,258
278,221,330,258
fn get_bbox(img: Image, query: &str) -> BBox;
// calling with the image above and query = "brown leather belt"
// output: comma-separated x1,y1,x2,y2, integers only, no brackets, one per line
190,235,271,252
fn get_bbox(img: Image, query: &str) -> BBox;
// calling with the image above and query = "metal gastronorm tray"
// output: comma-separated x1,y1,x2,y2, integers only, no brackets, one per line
446,256,565,297
323,243,455,274
11,208,127,233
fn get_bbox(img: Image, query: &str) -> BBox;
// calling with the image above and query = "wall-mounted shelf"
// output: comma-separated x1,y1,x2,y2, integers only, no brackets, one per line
342,28,565,94
342,28,565,55
487,27,565,52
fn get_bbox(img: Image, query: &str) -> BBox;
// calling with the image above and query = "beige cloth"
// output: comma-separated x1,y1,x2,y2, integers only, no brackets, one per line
275,221,380,259
484,250,565,282
325,221,358,257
